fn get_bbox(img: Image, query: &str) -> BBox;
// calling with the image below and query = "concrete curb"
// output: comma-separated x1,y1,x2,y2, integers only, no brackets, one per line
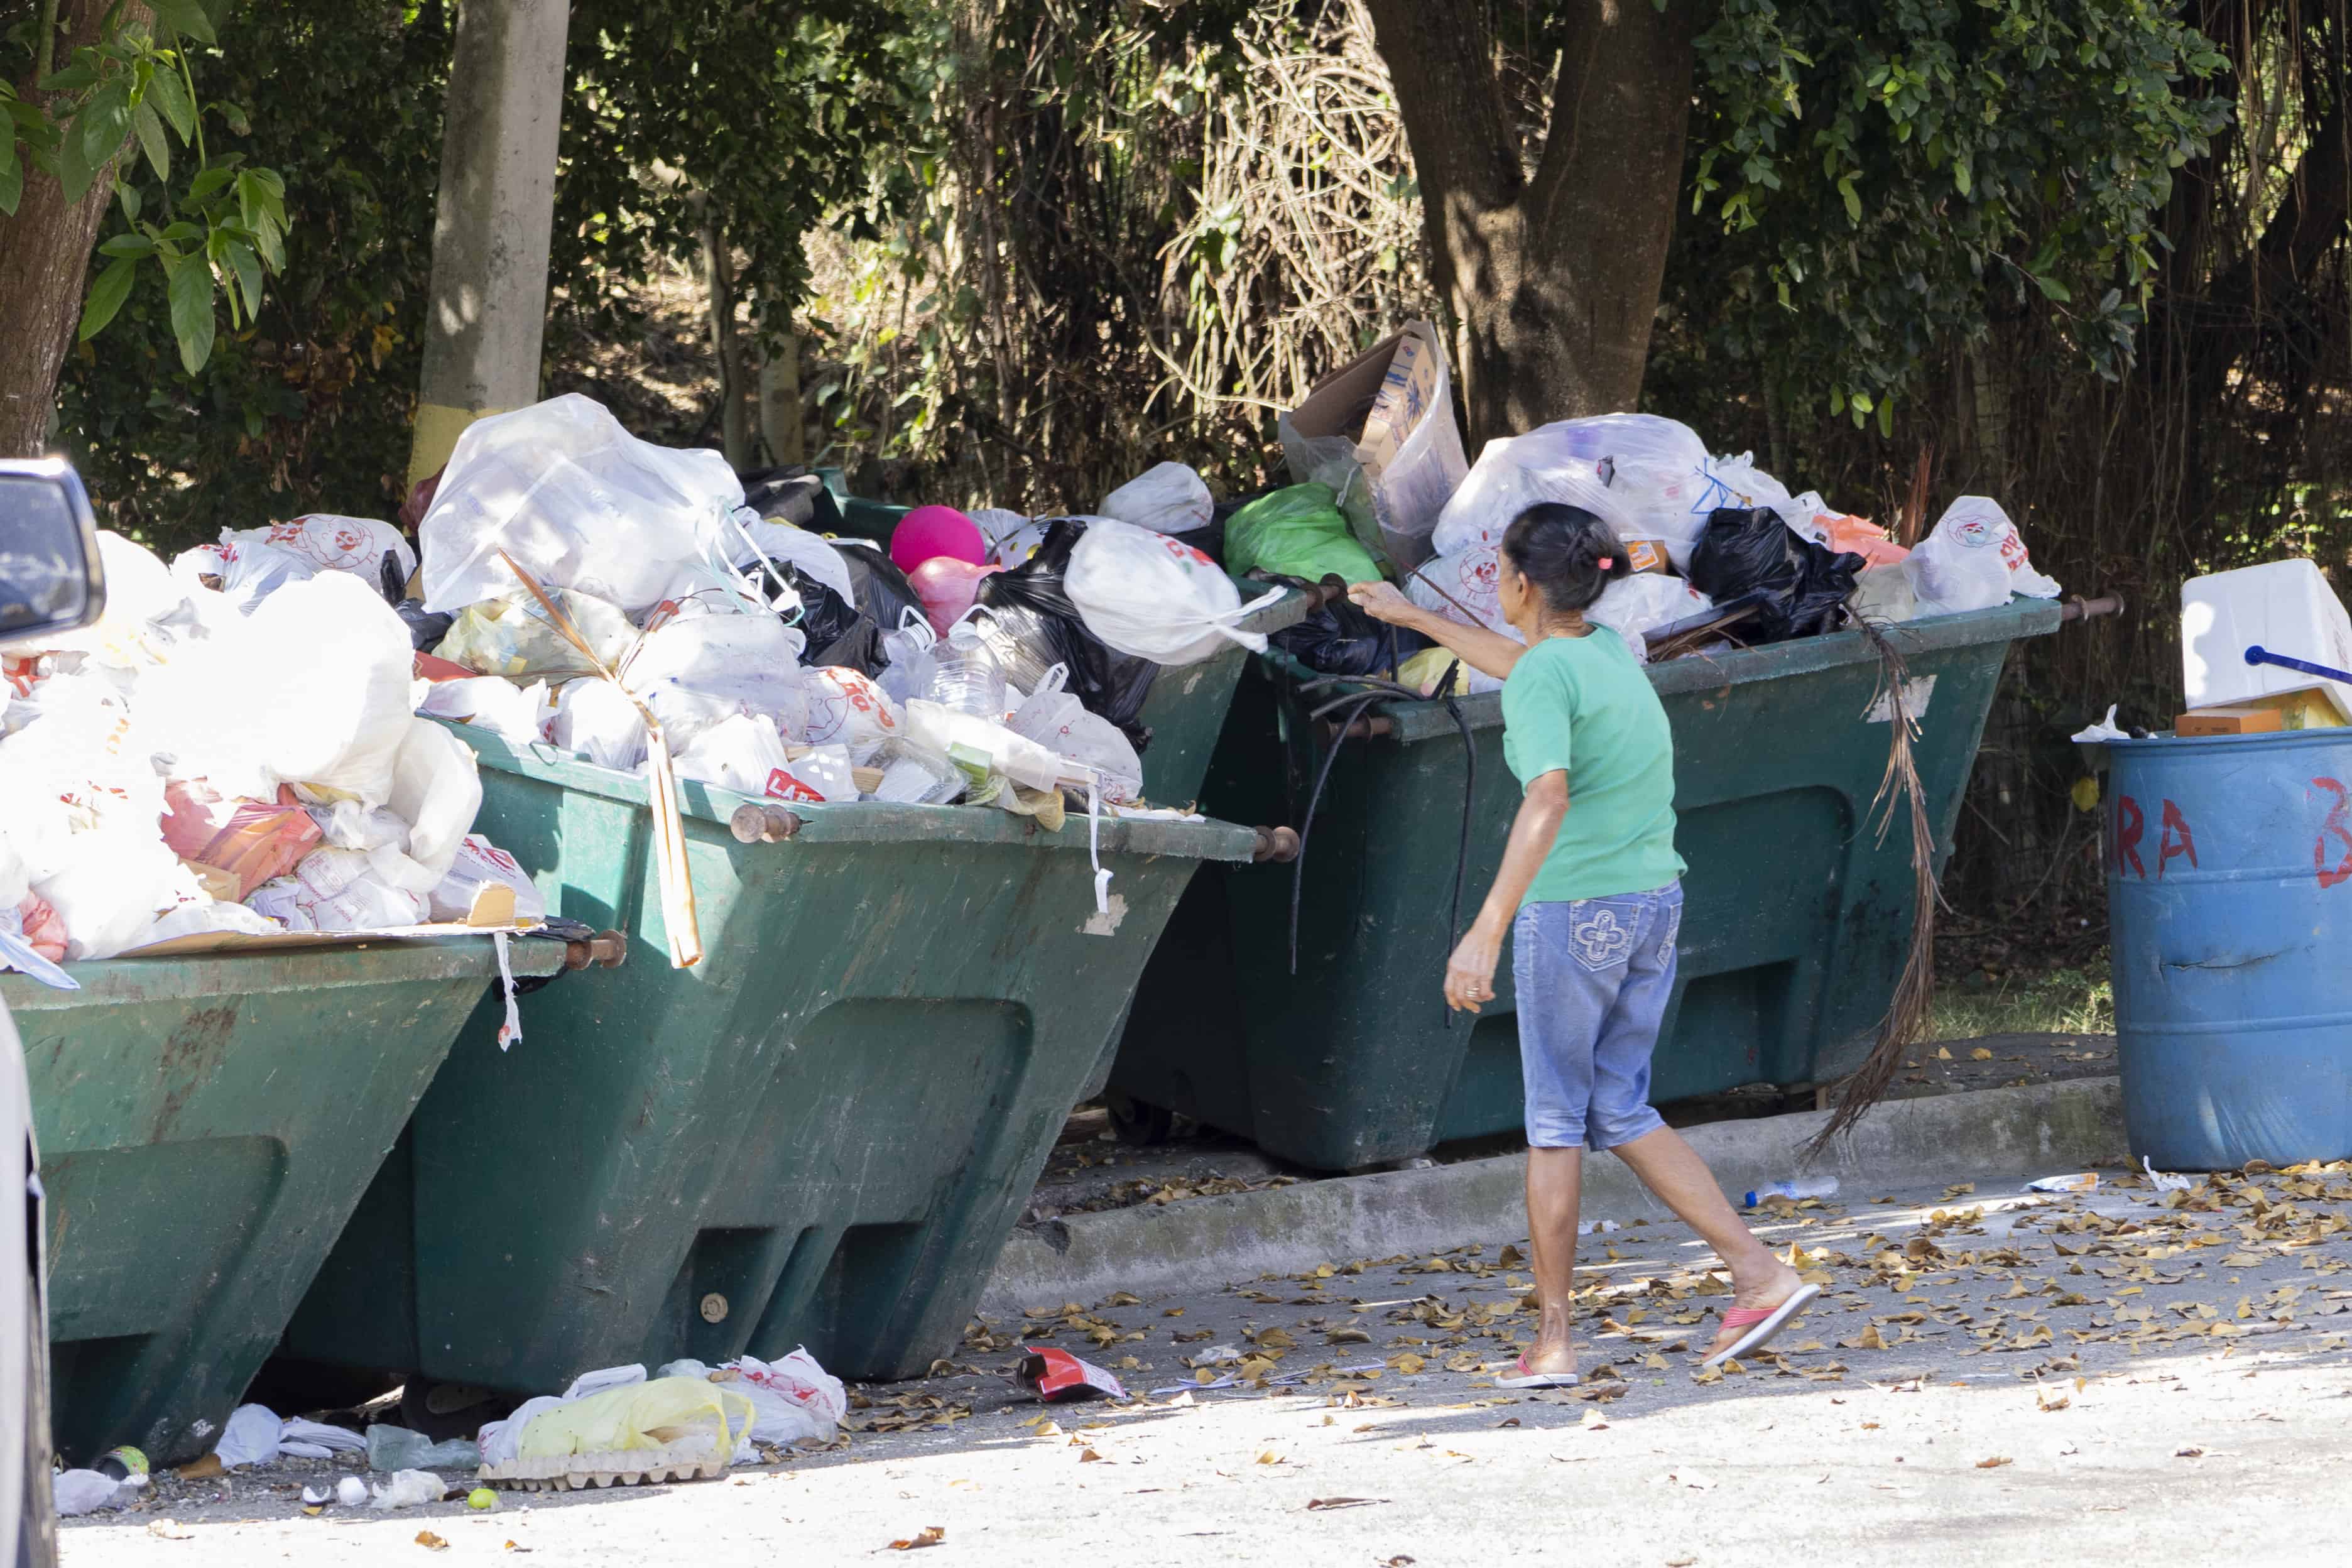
979,1075,2124,1314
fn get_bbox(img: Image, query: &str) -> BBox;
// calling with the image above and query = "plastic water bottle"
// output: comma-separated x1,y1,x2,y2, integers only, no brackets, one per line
1743,1176,1838,1206
927,621,1006,720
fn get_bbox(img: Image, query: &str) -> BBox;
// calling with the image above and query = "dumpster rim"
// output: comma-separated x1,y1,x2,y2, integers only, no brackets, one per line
1320,597,2065,744
0,932,564,1010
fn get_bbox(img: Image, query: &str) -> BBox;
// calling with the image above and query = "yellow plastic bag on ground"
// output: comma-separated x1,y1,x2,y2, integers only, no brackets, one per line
515,1376,754,1463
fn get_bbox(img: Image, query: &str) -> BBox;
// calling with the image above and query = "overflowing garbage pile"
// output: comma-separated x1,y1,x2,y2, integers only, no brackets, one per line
0,520,542,974
1137,320,2064,692
398,396,1277,826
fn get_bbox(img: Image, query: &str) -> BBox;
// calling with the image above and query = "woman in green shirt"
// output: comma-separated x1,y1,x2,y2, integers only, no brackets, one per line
1352,503,1814,1385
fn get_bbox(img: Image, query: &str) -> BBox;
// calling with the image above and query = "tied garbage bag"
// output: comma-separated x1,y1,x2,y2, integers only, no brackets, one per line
1430,427,1648,562
383,717,484,889
419,394,743,617
1403,545,1515,635
174,516,417,613
416,675,554,748
240,572,418,803
1906,496,2061,616
1221,484,1382,585
1065,519,1281,667
971,523,1159,746
623,613,809,750
1099,461,1213,535
1685,507,1861,645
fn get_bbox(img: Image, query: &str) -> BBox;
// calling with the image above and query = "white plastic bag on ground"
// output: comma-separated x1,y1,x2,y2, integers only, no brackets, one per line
418,394,743,617
1065,521,1280,666
731,1349,846,1446
1906,496,2060,616
215,1403,285,1467
428,834,545,923
383,717,484,887
1099,462,1213,534
1587,575,1716,664
550,679,648,772
1010,667,1144,804
1430,431,1644,560
439,591,638,681
52,1471,125,1516
801,665,901,764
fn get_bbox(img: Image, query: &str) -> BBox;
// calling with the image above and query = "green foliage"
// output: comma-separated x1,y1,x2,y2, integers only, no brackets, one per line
57,2,451,550
1684,0,2231,427
551,0,935,346
4,0,292,376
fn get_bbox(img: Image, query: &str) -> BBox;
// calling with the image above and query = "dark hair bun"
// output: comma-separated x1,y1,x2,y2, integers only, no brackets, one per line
1498,503,1631,616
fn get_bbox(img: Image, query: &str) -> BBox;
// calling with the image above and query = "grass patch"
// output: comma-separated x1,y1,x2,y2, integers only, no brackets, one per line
1928,954,2113,1041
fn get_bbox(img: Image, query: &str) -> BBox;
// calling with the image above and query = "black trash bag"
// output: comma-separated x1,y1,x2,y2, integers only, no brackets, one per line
972,520,1158,748
1262,574,1433,677
831,538,926,641
396,598,454,653
1685,507,1863,644
781,567,886,674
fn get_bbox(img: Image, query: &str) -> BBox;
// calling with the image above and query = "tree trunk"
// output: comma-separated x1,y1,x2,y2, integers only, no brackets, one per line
1363,0,1695,447
757,312,805,467
0,0,150,456
696,201,749,470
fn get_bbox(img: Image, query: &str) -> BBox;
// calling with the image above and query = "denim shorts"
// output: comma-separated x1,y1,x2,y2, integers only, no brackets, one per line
1512,881,1682,1150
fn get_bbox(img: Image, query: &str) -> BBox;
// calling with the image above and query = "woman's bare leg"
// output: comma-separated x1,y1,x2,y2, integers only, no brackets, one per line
1608,1125,1803,1356
1522,1146,1584,1375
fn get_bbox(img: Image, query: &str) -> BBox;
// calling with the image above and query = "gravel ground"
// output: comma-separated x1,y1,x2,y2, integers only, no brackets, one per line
58,1157,2352,1565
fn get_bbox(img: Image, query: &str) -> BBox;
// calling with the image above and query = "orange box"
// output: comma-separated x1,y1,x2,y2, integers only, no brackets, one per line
2176,704,2285,737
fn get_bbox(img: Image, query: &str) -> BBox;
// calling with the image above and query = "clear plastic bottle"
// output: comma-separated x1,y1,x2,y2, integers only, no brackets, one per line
926,620,1006,720
1743,1176,1838,1206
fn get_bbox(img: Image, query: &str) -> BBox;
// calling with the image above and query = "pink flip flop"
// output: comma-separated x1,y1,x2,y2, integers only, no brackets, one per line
1701,1282,1822,1369
1494,1354,1579,1390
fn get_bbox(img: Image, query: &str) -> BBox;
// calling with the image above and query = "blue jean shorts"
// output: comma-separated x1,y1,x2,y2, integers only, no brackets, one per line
1512,881,1682,1150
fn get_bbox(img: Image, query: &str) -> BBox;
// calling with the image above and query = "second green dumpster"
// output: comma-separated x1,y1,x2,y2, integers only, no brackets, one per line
1109,599,2064,1170
11,936,565,1464
285,722,1254,1396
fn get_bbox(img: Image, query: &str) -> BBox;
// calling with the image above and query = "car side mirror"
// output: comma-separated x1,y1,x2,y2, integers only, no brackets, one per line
0,459,106,646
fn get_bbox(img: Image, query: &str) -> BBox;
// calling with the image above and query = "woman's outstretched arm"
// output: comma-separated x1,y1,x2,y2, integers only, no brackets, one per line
1347,580,1526,680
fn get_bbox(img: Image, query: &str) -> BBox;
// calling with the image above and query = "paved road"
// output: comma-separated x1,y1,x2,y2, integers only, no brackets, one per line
61,1162,2352,1564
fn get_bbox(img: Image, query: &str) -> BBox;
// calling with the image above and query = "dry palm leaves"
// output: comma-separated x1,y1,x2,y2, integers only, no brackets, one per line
1808,621,1939,1157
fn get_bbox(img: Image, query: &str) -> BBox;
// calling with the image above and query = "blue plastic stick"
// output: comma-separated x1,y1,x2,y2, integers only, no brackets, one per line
2244,645,2352,686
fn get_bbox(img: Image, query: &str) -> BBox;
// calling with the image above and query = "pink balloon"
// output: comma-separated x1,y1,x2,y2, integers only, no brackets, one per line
890,505,989,573
910,557,1003,635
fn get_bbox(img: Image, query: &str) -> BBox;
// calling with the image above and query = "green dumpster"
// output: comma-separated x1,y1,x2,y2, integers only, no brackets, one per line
283,723,1255,1395
8,937,565,1464
1109,599,2063,1170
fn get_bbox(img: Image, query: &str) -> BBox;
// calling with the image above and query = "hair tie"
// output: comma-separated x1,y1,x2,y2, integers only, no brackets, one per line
1596,556,1613,570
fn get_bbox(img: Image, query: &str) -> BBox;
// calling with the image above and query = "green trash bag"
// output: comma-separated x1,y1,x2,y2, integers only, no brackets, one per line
1224,484,1383,584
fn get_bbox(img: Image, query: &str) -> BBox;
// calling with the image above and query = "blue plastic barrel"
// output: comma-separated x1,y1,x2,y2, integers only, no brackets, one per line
2104,729,2352,1168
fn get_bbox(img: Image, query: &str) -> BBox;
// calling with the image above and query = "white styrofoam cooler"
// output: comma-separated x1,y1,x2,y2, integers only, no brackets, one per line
2180,558,2352,720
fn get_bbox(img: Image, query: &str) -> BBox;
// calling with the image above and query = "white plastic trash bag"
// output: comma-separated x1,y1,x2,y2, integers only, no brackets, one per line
1402,545,1513,634
1099,462,1212,535
1906,496,2061,616
676,715,808,800
439,591,638,681
1010,667,1144,805
175,516,415,612
623,613,808,749
241,573,417,804
1587,574,1716,664
550,679,649,772
383,717,483,888
1430,430,1643,560
418,394,743,616
429,834,547,923
1065,520,1280,667
247,851,432,932
802,665,902,764
416,676,554,747
727,514,855,606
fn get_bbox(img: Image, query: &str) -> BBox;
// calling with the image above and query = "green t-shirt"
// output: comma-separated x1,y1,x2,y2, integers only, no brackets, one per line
1498,628,1685,906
